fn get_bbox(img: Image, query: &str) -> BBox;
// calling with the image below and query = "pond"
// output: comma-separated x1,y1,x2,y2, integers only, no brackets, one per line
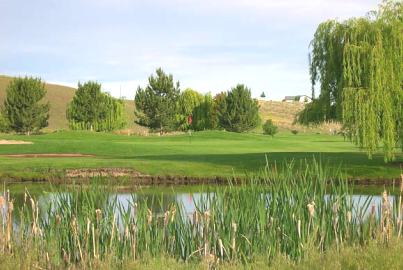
1,182,400,221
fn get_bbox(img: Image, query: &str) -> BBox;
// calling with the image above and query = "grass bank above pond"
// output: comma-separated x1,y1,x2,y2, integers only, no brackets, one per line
0,130,401,181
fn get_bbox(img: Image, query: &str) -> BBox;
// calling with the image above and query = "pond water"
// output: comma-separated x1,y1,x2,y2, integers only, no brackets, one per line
1,183,400,220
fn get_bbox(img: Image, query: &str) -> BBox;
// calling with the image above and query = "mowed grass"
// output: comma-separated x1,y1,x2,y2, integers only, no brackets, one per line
0,130,401,179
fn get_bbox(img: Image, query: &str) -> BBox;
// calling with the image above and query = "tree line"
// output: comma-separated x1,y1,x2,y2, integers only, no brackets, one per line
0,69,261,134
135,68,260,133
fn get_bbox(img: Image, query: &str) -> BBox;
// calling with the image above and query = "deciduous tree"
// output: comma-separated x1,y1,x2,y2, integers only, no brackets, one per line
300,1,402,161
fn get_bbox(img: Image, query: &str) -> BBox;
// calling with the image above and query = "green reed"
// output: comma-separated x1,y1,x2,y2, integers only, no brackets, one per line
0,159,402,268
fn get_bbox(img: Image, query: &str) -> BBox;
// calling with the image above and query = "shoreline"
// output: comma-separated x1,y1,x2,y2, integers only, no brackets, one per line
0,171,400,187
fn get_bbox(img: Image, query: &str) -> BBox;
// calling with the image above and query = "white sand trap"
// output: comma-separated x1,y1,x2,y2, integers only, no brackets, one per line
0,140,33,145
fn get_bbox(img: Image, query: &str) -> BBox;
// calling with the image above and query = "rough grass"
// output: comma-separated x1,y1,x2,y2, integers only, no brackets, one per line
0,130,401,180
1,241,403,269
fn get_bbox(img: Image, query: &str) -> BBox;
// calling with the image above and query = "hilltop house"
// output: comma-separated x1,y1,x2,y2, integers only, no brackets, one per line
283,95,312,103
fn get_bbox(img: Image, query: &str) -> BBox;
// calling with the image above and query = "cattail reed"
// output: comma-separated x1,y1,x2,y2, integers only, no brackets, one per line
1,159,402,267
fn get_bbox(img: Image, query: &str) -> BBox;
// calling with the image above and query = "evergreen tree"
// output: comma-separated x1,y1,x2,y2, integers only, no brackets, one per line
135,68,180,132
67,81,126,131
217,84,260,132
2,77,49,135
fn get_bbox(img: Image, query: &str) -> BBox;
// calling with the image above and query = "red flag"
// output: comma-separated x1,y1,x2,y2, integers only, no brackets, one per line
187,115,193,125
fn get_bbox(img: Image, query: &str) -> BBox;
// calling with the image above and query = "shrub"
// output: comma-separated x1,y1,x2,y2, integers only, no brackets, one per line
263,119,278,137
291,129,299,135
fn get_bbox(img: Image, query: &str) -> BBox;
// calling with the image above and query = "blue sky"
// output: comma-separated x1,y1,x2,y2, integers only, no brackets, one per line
0,0,379,100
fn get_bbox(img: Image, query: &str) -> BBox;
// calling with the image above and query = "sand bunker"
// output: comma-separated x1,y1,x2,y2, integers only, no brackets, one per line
2,153,94,158
0,140,33,145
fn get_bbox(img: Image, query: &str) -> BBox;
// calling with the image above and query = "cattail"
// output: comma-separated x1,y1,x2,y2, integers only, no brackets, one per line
0,196,4,209
55,214,61,226
86,218,91,236
95,209,102,222
231,222,237,255
204,210,211,222
347,211,352,223
307,201,315,218
6,201,13,250
164,210,169,226
62,248,69,265
171,206,176,222
218,238,224,258
370,203,376,218
297,219,301,238
147,208,153,225
71,216,78,235
30,198,36,221
192,211,199,225
400,174,403,193
110,214,116,247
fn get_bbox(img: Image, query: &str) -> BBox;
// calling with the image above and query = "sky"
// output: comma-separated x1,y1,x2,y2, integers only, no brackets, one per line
0,0,380,100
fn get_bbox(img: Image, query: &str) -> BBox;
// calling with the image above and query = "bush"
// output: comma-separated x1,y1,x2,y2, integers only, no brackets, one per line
263,119,278,137
291,129,299,135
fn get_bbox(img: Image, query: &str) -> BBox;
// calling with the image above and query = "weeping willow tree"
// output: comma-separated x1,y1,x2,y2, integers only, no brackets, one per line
300,1,402,161
67,81,126,132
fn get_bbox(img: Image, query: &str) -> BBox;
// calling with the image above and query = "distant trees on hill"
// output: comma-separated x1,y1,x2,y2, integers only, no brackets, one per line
134,69,260,133
0,71,262,135
1,77,49,135
67,81,126,131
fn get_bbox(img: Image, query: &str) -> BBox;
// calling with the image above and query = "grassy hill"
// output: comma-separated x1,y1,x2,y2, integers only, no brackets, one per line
0,75,335,133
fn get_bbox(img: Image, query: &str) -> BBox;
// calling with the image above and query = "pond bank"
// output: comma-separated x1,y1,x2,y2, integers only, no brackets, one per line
0,168,401,187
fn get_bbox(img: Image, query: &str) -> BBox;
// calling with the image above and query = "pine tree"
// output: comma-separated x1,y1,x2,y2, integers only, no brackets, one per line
135,68,180,132
217,84,260,132
2,77,49,135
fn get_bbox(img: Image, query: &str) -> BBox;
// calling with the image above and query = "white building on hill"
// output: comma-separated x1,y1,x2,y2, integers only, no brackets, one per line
282,95,312,103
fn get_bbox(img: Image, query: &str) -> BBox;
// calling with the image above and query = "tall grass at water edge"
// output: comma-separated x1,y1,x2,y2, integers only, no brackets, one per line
0,159,402,268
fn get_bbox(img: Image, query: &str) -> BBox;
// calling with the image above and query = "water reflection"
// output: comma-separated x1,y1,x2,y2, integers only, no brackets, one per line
0,184,399,222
